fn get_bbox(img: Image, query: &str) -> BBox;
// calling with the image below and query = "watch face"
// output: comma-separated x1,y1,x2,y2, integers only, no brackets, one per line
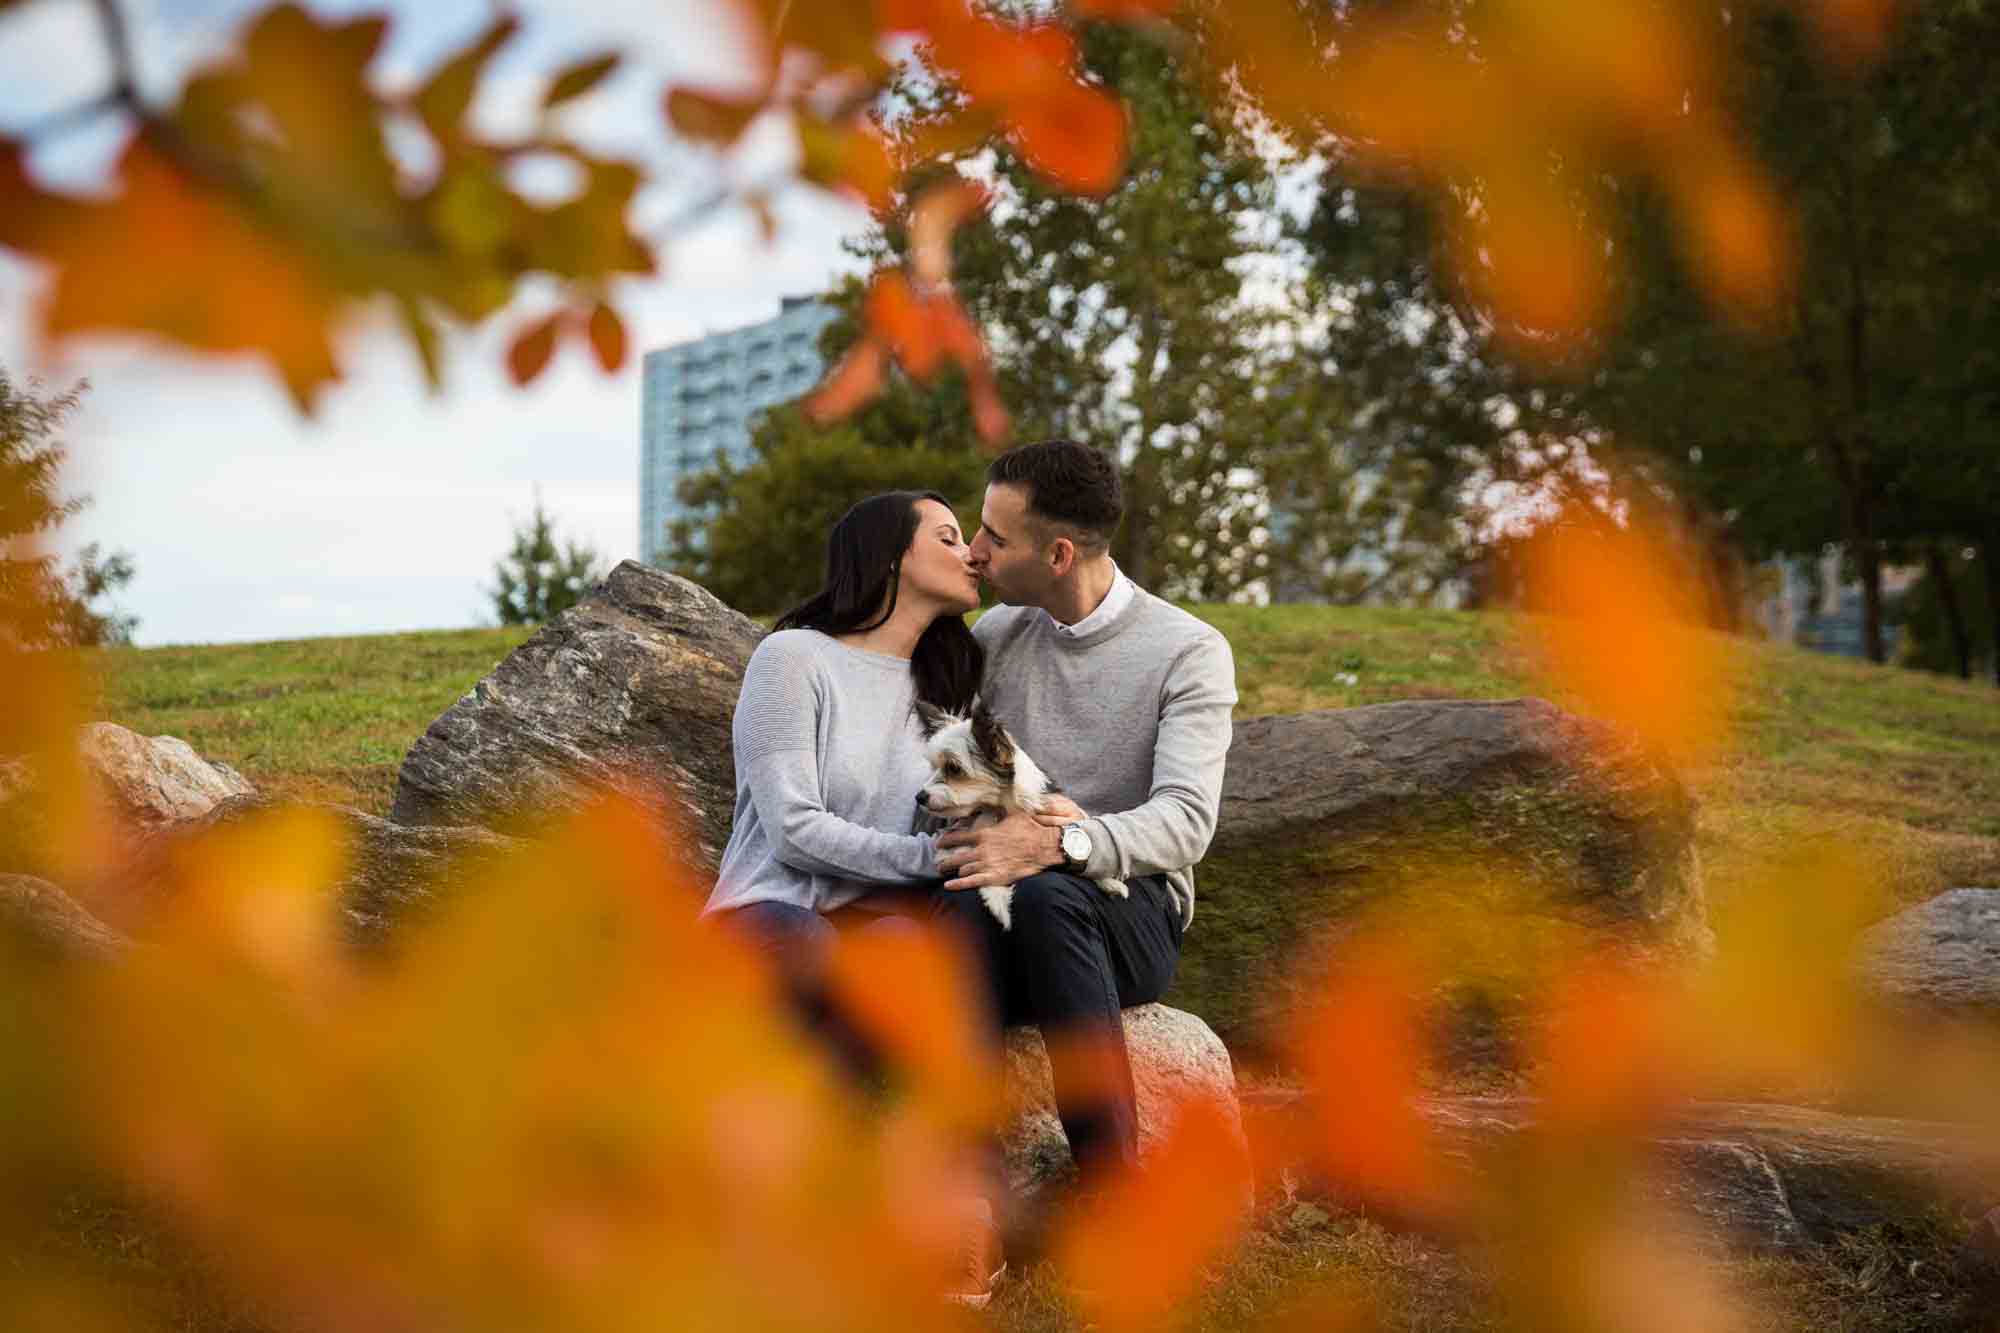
1061,825,1090,863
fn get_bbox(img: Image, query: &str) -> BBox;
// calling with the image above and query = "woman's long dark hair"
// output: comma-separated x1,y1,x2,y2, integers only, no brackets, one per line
773,490,983,713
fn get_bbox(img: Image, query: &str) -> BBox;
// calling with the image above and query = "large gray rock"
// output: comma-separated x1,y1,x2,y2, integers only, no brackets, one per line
1003,1003,1246,1198
78,722,255,826
1179,699,1708,1050
1263,1091,1997,1255
1858,888,2000,1013
389,562,762,872
0,872,128,961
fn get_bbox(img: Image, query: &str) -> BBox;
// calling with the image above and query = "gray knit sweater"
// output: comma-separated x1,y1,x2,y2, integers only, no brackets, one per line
703,629,939,916
973,586,1237,925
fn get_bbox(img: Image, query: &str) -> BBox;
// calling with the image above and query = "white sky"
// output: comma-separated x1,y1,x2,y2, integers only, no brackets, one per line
0,0,872,645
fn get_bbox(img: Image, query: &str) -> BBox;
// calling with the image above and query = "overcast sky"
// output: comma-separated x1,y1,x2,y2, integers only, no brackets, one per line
0,0,871,645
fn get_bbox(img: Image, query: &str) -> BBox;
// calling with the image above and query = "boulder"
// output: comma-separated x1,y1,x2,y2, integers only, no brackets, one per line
389,562,762,872
2,725,253,882
1002,1003,1246,1198
1857,888,2000,1013
0,872,128,961
78,722,255,826
1261,1090,1997,1256
1178,700,1708,1051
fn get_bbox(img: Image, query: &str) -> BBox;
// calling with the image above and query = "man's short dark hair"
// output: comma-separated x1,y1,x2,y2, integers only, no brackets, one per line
987,439,1122,551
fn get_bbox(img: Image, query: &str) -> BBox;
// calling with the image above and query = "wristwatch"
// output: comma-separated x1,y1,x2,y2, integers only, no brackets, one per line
1058,822,1092,872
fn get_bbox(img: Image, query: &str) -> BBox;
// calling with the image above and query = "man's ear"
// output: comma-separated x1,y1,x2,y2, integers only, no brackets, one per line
915,701,953,737
1047,535,1076,578
970,703,1014,767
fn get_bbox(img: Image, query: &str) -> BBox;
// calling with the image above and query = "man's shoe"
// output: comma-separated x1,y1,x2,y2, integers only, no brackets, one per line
943,1196,1007,1309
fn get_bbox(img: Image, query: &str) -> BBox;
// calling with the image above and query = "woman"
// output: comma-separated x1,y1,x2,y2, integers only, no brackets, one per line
703,489,983,957
703,489,1008,1307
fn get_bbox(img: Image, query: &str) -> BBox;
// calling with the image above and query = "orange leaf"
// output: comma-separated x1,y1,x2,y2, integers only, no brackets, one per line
1529,955,1679,1133
1052,1094,1251,1332
665,87,763,146
821,921,1000,1128
967,377,1013,445
1463,176,1610,356
507,314,561,386
803,338,888,424
908,178,988,287
1672,152,1795,333
1286,933,1452,1216
863,272,940,379
20,136,344,411
1513,499,1735,771
587,302,627,373
1008,83,1128,196
797,116,898,210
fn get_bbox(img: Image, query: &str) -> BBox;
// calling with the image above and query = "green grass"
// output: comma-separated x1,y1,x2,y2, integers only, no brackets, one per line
86,627,534,812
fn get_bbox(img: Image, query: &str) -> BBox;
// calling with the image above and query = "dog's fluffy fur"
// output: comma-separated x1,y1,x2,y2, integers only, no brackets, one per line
915,701,1127,930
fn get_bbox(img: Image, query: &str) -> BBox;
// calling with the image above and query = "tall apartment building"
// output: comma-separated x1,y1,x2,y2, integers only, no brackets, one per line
638,296,837,565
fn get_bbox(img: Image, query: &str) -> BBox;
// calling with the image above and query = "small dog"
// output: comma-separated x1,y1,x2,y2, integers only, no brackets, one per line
914,701,1127,930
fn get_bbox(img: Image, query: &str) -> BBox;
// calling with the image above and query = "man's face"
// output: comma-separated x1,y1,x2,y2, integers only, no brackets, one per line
967,483,1049,607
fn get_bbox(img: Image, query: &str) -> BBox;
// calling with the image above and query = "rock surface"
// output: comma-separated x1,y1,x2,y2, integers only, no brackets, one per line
0,872,128,960
78,722,255,826
389,562,762,871
1003,1003,1246,1198
1184,699,1708,1047
88,795,519,949
1857,888,2000,1012
1259,1090,1998,1255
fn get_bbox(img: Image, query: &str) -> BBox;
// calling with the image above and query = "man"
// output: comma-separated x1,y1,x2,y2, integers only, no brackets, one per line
934,438,1236,1293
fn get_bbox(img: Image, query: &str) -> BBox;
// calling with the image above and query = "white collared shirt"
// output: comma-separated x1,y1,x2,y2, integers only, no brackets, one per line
1050,564,1134,638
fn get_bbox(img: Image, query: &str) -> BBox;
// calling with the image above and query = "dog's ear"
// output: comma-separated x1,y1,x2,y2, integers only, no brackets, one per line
970,703,1014,767
914,700,952,737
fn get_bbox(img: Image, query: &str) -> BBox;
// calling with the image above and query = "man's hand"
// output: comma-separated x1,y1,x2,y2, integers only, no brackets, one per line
1036,794,1085,824
937,808,1064,891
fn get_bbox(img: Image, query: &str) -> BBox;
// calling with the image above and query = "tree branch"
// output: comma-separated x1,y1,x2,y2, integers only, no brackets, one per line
90,0,144,109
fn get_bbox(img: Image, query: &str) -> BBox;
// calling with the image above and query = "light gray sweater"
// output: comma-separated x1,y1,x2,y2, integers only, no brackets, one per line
703,629,938,916
973,586,1237,926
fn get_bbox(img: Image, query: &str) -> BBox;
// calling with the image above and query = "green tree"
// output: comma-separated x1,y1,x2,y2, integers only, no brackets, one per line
0,370,138,647
488,492,607,626
1576,0,2000,663
935,23,1285,599
1280,175,1601,604
668,23,1290,606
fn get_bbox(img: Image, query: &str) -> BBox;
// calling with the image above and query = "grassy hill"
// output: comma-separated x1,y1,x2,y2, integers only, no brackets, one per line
88,606,2000,911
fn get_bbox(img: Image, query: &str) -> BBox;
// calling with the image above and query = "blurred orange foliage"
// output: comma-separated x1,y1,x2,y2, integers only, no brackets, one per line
1513,498,1739,772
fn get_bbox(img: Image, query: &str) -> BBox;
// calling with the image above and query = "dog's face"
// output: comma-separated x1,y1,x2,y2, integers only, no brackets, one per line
914,702,1017,818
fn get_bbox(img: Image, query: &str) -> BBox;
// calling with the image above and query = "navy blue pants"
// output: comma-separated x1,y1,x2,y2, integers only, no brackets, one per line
930,871,1184,1183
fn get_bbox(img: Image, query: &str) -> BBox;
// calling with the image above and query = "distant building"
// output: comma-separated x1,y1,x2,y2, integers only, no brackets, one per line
1756,550,1920,659
638,296,837,565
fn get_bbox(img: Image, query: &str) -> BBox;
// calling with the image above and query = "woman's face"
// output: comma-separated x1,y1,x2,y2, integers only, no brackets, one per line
901,498,980,615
